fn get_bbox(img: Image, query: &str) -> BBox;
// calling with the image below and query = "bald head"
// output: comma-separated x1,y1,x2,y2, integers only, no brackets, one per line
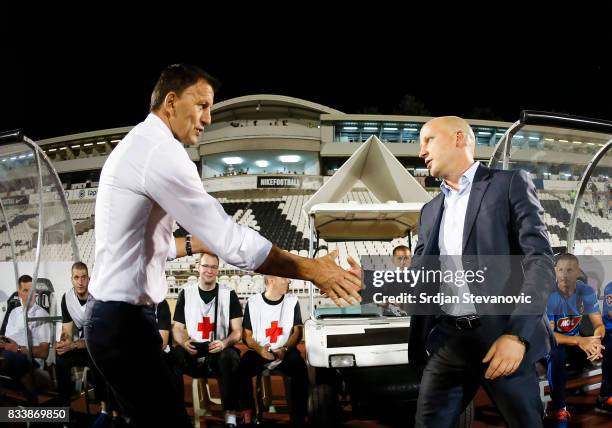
424,116,476,151
419,116,476,186
264,275,290,295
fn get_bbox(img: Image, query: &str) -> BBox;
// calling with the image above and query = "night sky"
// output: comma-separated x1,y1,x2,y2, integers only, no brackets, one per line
4,26,612,141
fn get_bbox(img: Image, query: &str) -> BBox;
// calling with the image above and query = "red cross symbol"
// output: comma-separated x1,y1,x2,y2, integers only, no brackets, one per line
265,321,283,343
197,316,215,340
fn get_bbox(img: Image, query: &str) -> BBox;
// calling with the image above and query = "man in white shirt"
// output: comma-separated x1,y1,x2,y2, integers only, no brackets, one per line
239,275,307,427
84,64,361,427
0,275,50,382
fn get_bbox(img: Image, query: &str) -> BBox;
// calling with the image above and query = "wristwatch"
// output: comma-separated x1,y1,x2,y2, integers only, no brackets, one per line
185,234,193,256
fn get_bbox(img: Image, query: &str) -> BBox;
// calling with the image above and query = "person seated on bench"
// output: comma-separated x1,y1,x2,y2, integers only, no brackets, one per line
54,262,123,427
598,280,612,414
546,254,604,427
172,253,243,428
0,275,50,389
238,275,307,427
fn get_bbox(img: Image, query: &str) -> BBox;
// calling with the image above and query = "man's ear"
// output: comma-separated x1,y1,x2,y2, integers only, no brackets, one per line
163,92,177,116
455,130,466,147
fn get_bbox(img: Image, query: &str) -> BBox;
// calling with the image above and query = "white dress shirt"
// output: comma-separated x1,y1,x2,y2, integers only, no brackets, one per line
90,114,272,305
438,162,480,315
6,304,51,366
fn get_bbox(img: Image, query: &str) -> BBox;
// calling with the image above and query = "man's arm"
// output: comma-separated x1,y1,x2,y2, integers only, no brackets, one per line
273,302,304,360
271,325,303,361
503,169,555,343
256,247,361,306
484,171,555,380
284,325,302,350
589,312,606,339
209,317,242,353
156,300,172,350
2,338,50,359
56,321,86,355
172,321,196,355
60,321,73,342
144,148,360,306
243,327,274,361
159,330,170,350
550,320,604,360
173,236,213,259
31,342,49,359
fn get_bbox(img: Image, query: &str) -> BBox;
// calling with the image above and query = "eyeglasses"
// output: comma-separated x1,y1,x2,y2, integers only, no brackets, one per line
199,264,219,270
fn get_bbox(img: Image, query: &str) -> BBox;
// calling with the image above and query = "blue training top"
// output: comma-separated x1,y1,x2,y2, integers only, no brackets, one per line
547,281,599,336
602,282,612,331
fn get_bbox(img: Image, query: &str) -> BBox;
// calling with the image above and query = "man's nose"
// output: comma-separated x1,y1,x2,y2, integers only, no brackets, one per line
419,144,427,159
201,111,211,127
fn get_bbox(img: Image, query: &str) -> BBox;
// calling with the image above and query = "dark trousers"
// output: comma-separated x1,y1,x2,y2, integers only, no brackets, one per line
55,348,117,410
174,345,241,411
547,343,589,410
84,300,190,428
161,348,185,405
238,348,308,422
602,330,612,397
415,322,544,428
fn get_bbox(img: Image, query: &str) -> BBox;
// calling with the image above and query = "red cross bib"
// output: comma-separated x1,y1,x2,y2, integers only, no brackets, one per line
197,316,215,340
265,320,283,343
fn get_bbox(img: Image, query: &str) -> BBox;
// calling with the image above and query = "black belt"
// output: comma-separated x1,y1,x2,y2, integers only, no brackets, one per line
442,315,480,330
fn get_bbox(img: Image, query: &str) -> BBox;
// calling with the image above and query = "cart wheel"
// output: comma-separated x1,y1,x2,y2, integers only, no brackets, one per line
307,383,339,428
456,400,474,428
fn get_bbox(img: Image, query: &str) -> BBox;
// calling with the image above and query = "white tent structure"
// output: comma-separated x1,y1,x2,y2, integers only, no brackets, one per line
303,135,431,242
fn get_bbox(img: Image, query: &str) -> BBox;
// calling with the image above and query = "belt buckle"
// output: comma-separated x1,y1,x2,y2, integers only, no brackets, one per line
456,315,479,330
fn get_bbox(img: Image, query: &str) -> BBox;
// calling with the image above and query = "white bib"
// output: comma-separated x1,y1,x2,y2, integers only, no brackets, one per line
247,293,298,351
184,284,231,342
65,289,90,337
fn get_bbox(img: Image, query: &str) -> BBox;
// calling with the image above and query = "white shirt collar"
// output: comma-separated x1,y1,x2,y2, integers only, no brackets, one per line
144,113,176,142
440,161,480,196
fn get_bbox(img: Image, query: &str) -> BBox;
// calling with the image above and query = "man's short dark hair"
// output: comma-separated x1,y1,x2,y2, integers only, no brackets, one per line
393,245,411,256
555,253,579,266
71,261,89,275
18,274,32,287
150,64,220,112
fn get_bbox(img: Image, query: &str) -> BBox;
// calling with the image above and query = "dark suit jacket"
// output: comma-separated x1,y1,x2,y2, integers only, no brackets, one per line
408,164,555,366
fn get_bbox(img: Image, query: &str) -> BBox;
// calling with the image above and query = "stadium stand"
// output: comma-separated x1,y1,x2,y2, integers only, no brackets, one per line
1,181,610,322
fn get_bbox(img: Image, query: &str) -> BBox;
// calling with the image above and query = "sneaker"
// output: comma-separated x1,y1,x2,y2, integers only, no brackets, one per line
225,412,238,428
596,396,612,413
552,409,571,428
91,412,112,428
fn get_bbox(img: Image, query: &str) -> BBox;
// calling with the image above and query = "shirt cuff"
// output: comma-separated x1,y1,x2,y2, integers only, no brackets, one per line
249,235,273,270
167,238,177,260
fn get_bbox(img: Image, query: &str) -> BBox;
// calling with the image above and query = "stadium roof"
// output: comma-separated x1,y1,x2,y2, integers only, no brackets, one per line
212,94,343,121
